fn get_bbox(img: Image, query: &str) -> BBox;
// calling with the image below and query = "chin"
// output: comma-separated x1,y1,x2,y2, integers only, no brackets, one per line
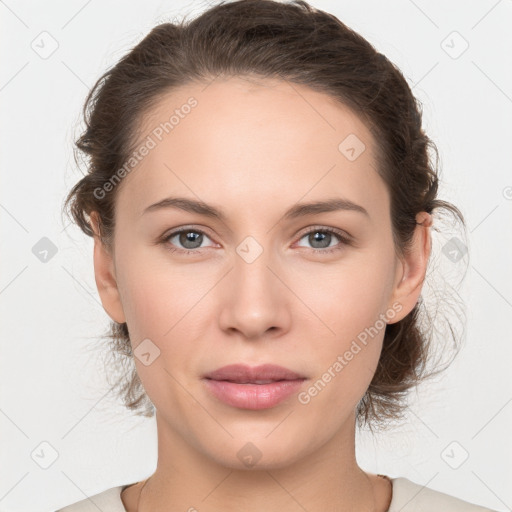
202,434,314,471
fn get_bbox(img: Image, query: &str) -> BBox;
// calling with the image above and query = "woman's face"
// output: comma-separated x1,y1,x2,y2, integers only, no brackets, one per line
93,76,428,469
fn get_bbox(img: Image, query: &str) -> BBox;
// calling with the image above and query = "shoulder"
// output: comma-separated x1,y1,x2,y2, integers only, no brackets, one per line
54,477,499,512
55,484,128,512
389,477,497,512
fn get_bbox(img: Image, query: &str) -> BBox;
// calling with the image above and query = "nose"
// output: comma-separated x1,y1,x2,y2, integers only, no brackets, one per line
217,243,292,341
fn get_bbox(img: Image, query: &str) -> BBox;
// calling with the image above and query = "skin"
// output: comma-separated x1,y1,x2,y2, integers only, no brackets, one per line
90,76,431,511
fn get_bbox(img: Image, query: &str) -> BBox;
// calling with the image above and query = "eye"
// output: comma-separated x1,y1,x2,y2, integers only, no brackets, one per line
160,227,216,254
159,225,353,256
295,226,352,254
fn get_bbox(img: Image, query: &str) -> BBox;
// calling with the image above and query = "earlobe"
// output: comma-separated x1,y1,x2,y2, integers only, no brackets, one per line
90,211,126,324
387,212,432,324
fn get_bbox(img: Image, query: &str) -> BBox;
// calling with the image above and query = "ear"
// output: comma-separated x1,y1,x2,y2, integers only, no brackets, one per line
90,211,126,324
386,212,432,324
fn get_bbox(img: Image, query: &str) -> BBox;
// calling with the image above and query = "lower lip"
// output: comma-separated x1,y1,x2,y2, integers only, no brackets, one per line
202,379,305,410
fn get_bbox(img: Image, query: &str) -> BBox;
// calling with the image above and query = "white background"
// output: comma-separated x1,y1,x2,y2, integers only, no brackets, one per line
0,0,511,511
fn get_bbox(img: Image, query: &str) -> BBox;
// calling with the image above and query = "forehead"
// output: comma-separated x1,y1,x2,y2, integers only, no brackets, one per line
115,76,388,222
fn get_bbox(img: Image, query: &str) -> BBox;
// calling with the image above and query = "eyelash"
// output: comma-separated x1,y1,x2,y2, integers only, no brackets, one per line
159,225,353,256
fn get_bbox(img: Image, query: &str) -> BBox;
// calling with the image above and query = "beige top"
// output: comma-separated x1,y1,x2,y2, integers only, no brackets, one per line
55,476,497,511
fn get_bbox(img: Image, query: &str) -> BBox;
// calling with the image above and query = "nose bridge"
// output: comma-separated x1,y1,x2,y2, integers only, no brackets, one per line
234,237,275,298
217,234,290,338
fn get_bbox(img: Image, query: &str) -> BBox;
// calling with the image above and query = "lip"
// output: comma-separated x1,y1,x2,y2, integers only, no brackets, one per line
202,364,307,410
203,363,305,382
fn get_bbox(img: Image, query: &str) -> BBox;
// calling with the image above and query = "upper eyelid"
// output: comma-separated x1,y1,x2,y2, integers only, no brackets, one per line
164,225,217,243
296,224,351,239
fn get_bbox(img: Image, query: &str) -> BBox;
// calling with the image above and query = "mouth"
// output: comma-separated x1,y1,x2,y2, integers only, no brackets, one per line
202,364,307,410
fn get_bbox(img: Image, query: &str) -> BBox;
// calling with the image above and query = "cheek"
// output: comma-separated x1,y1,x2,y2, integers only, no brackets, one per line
116,239,195,329
115,247,216,370
116,266,208,408
298,341,381,421
296,250,394,340
297,281,387,416
292,252,394,406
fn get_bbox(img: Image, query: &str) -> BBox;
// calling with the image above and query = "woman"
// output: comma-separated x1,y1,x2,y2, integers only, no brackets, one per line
58,0,497,510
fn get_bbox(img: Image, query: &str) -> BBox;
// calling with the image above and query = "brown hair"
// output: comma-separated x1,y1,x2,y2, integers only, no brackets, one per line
63,0,467,430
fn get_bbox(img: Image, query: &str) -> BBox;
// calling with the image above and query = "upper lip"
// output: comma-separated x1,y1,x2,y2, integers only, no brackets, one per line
203,364,306,383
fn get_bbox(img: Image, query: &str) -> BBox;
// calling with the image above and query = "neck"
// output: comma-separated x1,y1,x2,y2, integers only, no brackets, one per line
137,411,379,512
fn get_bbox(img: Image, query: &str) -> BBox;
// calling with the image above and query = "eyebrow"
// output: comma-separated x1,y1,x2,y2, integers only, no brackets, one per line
141,196,370,221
